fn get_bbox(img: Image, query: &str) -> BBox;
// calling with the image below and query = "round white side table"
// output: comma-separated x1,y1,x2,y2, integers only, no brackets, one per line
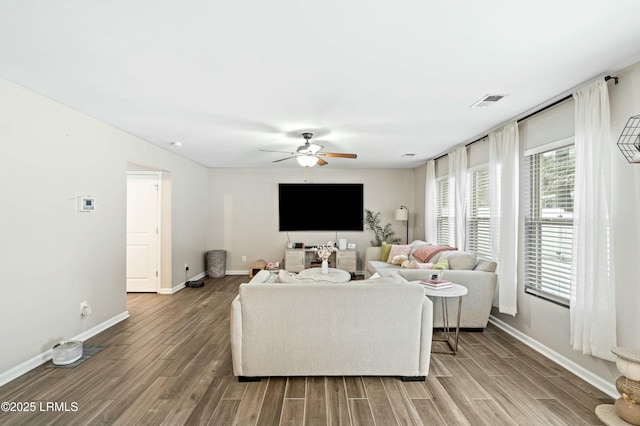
298,267,352,282
417,282,468,355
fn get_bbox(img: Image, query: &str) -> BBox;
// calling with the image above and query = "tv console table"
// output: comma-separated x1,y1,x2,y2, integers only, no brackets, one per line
284,249,357,273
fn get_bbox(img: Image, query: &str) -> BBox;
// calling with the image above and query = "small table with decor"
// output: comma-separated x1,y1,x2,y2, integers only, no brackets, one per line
298,267,352,283
414,281,468,355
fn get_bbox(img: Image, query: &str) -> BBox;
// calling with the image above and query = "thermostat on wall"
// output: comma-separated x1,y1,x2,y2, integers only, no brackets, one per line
78,196,95,212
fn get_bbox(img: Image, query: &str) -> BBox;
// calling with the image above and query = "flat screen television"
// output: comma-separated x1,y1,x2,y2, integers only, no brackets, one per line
279,183,364,231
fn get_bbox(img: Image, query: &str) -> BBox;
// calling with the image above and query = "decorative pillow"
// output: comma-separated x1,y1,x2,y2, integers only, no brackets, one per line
411,244,457,263
438,251,477,270
386,244,412,264
381,243,393,262
266,272,279,282
250,269,275,283
474,259,497,272
391,254,408,265
407,261,434,269
432,258,449,270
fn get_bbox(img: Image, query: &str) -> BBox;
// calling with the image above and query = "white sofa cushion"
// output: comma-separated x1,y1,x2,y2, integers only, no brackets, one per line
436,250,478,270
278,270,316,283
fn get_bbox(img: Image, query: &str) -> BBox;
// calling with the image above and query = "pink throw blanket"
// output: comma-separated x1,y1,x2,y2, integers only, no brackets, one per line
412,245,457,263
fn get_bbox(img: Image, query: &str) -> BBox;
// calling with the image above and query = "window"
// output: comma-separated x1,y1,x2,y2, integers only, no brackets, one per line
436,177,452,245
524,143,575,306
467,167,492,260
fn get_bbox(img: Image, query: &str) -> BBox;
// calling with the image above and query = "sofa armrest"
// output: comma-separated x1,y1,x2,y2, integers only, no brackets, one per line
230,295,243,376
364,246,383,278
419,296,433,374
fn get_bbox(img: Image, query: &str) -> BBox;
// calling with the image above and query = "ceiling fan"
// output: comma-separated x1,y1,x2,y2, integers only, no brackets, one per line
260,132,357,167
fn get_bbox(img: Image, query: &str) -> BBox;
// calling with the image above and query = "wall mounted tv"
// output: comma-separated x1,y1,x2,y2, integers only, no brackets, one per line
279,183,364,231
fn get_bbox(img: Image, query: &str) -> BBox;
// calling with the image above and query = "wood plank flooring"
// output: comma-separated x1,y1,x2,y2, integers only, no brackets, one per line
0,275,612,425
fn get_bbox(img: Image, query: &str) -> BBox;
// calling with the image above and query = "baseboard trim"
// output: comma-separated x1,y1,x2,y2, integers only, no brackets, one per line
488,315,617,398
0,311,130,388
225,270,365,276
159,272,207,294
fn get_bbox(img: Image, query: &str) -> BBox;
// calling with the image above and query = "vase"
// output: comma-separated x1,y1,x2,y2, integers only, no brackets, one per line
321,260,329,275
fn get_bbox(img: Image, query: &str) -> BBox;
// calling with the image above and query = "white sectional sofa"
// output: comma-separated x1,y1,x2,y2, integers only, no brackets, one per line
364,242,497,330
230,271,433,381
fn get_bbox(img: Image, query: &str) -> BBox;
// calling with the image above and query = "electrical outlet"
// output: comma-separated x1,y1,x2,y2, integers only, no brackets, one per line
242,255,247,262
80,301,91,317
184,263,189,271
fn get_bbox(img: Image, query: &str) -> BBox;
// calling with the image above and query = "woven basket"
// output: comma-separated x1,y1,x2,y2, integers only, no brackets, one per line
207,250,226,278
617,376,640,404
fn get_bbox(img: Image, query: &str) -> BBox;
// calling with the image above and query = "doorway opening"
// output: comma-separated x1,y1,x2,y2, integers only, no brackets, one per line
126,165,172,293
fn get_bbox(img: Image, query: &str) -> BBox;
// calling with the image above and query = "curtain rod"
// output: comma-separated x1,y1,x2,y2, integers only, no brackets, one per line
432,75,618,161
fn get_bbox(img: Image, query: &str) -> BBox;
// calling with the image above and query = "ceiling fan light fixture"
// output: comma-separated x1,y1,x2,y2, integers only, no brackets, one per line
262,132,356,166
296,155,318,167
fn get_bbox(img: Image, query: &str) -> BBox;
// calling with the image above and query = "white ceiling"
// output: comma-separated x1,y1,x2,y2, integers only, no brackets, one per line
2,1,640,169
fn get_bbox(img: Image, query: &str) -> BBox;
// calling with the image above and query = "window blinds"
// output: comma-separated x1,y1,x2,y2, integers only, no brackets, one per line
436,177,450,246
467,167,492,260
524,144,575,305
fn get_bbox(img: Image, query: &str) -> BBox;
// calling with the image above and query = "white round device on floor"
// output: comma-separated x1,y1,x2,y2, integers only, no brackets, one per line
52,341,83,365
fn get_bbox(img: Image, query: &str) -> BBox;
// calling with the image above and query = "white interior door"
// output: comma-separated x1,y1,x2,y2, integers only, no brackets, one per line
126,172,160,292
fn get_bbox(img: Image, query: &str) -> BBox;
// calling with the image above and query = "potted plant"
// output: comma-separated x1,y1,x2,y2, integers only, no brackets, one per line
364,209,401,246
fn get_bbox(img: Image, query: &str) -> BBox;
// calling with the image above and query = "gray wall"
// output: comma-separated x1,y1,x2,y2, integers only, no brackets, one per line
206,168,416,272
0,78,208,375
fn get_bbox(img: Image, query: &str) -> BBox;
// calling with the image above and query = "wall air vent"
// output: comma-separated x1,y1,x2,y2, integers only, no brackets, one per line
471,94,506,108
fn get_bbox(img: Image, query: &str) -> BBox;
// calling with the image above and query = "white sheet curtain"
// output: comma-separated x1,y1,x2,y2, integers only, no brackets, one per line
488,122,519,316
424,160,437,243
570,80,617,362
448,147,468,250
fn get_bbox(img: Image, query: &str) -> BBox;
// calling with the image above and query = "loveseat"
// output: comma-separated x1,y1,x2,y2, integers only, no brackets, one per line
230,270,433,381
364,241,497,330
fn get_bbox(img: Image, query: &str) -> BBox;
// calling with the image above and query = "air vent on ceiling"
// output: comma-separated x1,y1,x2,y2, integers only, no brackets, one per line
471,94,506,108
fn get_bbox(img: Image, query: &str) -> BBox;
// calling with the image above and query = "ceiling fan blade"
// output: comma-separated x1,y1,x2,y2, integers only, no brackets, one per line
272,156,296,163
317,157,328,166
318,152,358,159
260,149,296,154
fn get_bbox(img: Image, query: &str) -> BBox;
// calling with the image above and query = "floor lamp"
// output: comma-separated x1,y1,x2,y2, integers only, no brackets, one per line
394,206,409,244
